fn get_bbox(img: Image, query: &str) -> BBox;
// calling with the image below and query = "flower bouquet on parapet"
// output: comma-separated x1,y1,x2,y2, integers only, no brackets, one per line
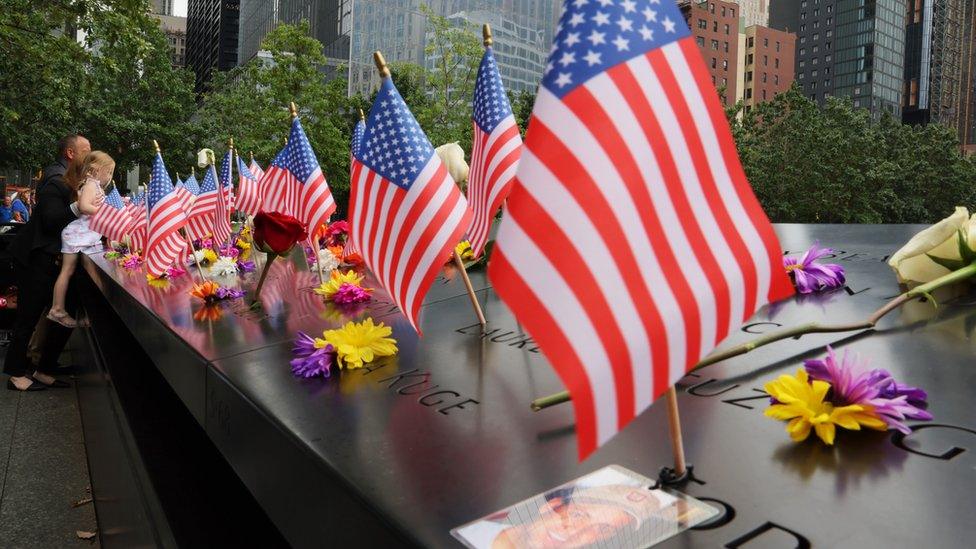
290,318,397,379
250,211,308,309
315,270,374,320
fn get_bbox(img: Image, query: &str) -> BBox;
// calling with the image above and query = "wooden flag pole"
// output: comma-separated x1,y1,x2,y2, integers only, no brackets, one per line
226,137,235,248
665,387,687,477
453,250,486,327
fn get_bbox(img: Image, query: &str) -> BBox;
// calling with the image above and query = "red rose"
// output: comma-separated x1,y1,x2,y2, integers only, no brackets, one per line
253,211,308,256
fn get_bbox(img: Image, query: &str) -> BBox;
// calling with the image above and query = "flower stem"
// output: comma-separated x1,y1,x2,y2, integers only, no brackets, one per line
250,253,275,307
529,262,976,411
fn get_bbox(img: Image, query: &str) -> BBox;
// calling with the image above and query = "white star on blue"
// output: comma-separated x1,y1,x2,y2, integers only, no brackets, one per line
351,118,366,157
237,155,257,180
199,163,218,193
357,78,435,190
219,150,233,188
104,186,125,210
473,47,514,134
271,118,321,185
542,0,689,97
148,152,177,212
182,173,201,195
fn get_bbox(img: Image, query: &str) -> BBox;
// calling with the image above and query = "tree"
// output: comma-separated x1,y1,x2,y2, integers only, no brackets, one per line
0,1,198,174
508,89,535,138
197,22,365,217
414,4,482,151
727,85,976,224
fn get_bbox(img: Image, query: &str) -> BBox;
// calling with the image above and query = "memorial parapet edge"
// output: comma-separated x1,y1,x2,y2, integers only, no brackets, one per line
86,224,976,548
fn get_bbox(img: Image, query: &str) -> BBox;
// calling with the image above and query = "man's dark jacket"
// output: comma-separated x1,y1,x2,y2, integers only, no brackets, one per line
9,158,78,263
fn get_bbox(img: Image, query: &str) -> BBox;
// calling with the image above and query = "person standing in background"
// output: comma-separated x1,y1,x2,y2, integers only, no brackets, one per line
4,134,91,391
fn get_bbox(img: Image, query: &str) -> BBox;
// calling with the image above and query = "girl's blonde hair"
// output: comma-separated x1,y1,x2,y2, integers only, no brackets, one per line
65,150,115,197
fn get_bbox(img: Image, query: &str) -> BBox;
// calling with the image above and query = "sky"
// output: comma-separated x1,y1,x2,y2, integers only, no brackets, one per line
174,0,187,17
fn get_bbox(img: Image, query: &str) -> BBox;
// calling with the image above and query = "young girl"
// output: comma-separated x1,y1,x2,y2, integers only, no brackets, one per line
46,151,112,328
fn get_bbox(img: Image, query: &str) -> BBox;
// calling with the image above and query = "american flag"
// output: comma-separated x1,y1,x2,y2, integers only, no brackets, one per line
89,186,135,243
467,44,522,258
185,161,219,241
351,117,366,158
261,118,335,236
348,77,473,333
487,0,794,458
145,152,189,277
128,204,148,252
235,153,262,216
213,151,233,245
248,158,265,182
173,175,194,212
183,172,201,195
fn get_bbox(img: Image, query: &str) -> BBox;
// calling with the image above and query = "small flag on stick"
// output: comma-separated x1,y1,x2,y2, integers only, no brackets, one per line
348,52,473,333
467,23,522,258
488,0,794,459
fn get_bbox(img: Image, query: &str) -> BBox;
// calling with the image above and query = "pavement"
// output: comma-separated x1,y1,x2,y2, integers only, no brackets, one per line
0,347,100,548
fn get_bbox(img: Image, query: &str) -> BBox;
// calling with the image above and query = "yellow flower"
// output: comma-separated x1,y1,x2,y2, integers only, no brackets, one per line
146,274,170,289
764,369,886,445
202,248,218,264
323,318,397,369
455,240,474,261
314,270,365,299
236,238,251,260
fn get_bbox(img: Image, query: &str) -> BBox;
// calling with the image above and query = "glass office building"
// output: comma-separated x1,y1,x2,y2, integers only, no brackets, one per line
831,0,906,116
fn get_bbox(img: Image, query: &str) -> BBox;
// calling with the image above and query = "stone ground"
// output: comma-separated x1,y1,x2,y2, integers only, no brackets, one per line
0,346,100,548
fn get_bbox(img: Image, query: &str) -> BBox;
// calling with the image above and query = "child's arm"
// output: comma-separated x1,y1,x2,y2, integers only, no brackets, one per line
78,181,104,215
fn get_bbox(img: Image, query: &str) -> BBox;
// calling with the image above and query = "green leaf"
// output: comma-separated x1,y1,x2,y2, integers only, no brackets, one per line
926,253,967,272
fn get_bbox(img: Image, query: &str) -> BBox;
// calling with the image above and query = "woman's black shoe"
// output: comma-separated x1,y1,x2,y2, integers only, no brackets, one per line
6,379,47,392
30,376,71,389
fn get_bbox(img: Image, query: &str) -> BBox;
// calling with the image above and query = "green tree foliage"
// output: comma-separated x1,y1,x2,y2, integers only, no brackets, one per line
0,0,197,173
197,21,363,216
728,85,976,223
508,89,535,138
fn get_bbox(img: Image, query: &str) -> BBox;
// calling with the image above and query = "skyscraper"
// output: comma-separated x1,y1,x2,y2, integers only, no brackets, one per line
770,0,906,118
347,1,561,96
186,0,241,93
680,0,742,105
238,0,352,79
152,0,176,16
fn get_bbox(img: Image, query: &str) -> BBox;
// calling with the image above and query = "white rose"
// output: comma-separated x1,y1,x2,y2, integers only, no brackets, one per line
434,142,469,184
888,207,976,284
197,148,215,168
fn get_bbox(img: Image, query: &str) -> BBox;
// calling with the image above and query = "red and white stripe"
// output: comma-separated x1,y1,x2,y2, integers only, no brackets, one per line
89,204,135,243
236,168,262,216
213,179,232,245
174,186,194,213
348,156,472,333
467,114,521,257
488,39,793,458
260,165,300,217
185,189,217,241
128,205,148,252
249,160,265,182
146,196,188,277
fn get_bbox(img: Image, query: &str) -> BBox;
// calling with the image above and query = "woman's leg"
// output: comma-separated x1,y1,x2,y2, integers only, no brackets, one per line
48,254,77,321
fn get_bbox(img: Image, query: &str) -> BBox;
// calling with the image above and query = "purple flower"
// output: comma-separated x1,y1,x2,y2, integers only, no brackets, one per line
220,245,240,259
304,245,317,266
237,260,256,273
215,287,245,300
332,283,372,305
784,243,846,294
805,346,932,434
290,332,335,378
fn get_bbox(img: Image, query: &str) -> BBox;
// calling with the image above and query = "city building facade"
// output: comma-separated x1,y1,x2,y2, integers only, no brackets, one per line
742,25,796,110
736,0,772,26
152,0,176,16
680,0,742,105
770,0,906,118
186,0,241,93
238,0,351,79
347,1,560,95
155,14,187,67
